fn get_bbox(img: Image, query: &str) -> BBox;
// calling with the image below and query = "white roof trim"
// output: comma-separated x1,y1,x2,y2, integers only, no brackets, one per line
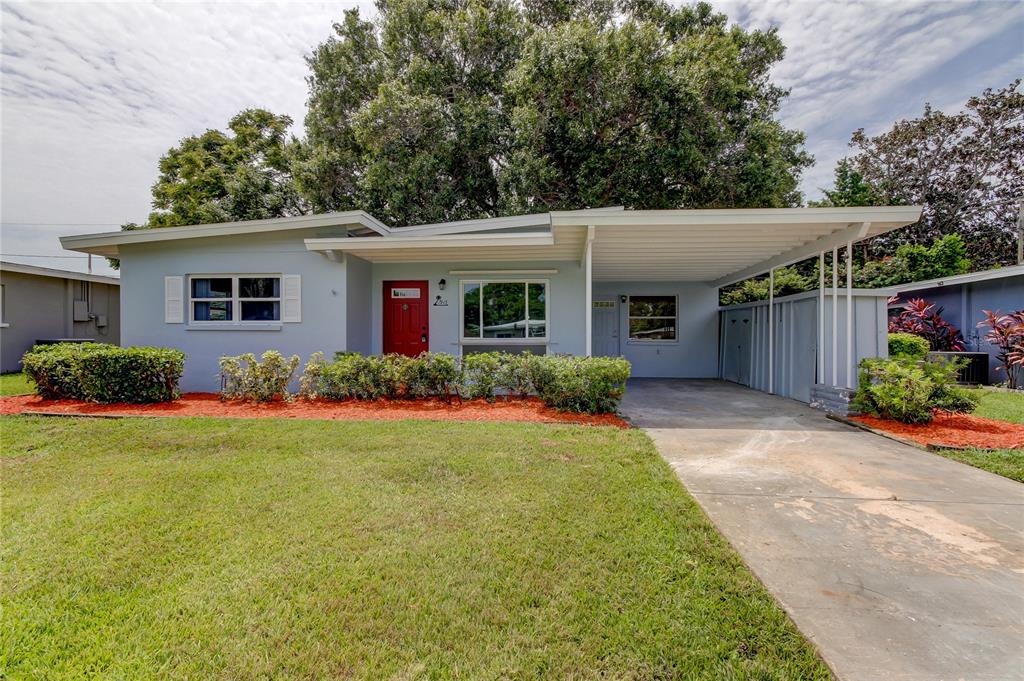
0,260,120,285
59,211,388,256
305,232,555,251
552,205,921,227
884,264,1024,294
392,213,551,236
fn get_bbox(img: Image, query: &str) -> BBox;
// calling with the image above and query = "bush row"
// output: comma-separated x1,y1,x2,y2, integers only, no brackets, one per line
233,350,632,414
852,355,977,424
22,343,185,403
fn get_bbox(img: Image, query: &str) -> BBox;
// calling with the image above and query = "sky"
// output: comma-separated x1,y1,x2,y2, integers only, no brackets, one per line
1,1,1022,276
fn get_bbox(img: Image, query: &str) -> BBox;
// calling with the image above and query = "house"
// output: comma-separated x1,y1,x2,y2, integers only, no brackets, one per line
887,265,1024,383
0,261,121,372
59,206,921,393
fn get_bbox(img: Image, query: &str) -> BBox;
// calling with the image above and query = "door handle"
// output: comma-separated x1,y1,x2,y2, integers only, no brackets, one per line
421,335,427,343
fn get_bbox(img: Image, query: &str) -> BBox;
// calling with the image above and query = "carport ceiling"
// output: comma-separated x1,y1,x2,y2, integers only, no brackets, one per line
551,207,923,284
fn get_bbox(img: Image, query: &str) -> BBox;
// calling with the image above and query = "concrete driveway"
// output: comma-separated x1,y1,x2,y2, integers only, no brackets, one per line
621,379,1024,681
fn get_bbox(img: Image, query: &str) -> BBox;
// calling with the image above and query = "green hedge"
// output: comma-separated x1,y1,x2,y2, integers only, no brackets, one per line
887,332,929,360
299,351,631,414
22,343,185,403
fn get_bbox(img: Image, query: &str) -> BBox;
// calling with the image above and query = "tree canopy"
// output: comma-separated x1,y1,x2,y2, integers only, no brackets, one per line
294,0,811,225
142,109,304,228
817,79,1023,269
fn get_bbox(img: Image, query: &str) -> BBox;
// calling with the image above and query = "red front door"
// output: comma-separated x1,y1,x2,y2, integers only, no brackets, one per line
383,281,429,356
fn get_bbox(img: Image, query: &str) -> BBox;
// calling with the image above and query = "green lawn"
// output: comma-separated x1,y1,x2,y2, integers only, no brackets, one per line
0,417,829,680
968,387,1024,424
0,372,34,396
937,389,1024,483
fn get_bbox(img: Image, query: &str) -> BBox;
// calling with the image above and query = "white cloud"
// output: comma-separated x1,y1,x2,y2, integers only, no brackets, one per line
716,0,1024,197
1,0,1021,274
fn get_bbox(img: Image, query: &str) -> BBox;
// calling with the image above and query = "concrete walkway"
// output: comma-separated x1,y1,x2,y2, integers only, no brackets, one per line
621,379,1024,681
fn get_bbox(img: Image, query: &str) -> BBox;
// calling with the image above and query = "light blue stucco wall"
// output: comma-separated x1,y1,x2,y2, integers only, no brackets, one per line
345,255,372,354
369,261,588,357
591,281,719,378
894,273,1023,383
119,230,348,391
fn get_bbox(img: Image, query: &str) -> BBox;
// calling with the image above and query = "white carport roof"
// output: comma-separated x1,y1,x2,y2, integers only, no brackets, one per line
61,206,922,285
304,206,922,283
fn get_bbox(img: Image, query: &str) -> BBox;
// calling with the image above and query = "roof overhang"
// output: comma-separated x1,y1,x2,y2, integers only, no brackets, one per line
304,232,583,263
58,211,388,257
552,206,923,283
0,260,120,285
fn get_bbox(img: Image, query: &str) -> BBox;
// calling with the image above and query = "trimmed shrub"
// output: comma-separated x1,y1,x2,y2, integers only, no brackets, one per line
532,355,631,414
497,352,535,398
887,333,929,360
301,353,407,400
219,350,300,402
853,355,977,424
21,342,184,403
461,352,503,401
403,352,460,399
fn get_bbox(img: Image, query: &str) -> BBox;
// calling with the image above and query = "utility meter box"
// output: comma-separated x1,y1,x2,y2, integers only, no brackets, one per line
73,300,90,322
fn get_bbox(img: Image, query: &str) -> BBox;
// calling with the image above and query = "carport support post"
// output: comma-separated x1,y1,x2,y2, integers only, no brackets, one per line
831,247,838,386
846,241,854,388
818,251,825,384
768,267,774,394
584,225,595,357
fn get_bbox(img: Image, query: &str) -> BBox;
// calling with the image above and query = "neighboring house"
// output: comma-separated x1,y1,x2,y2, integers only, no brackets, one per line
0,261,121,373
60,206,921,393
887,265,1024,384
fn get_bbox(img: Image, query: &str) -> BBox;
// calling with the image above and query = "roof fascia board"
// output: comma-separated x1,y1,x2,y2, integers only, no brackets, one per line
552,206,922,227
0,261,120,285
305,232,556,251
885,264,1024,293
59,211,387,255
392,213,552,236
718,287,890,310
712,222,875,288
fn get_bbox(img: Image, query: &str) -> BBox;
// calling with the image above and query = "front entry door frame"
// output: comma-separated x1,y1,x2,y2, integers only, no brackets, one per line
383,280,429,356
592,298,620,357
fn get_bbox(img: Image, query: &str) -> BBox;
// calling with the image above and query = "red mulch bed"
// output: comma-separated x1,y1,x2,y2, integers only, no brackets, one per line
853,412,1024,449
0,393,628,428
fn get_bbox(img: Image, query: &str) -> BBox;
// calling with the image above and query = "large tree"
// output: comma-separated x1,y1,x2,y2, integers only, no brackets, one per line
297,0,811,225
138,108,304,229
818,80,1023,269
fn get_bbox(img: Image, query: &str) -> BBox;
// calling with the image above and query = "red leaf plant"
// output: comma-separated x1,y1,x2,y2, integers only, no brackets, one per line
888,298,966,352
978,310,1024,389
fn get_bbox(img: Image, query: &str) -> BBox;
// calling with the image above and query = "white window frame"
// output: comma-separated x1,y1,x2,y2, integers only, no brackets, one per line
626,294,679,344
188,274,282,325
459,279,550,346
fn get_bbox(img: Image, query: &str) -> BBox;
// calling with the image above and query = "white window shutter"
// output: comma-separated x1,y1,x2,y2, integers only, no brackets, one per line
164,276,184,323
282,275,301,322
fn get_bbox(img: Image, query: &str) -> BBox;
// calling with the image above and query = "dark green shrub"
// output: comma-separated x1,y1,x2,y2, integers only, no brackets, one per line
461,352,503,401
219,350,301,402
496,352,535,398
532,355,632,414
301,353,407,400
22,342,103,399
403,352,460,399
853,355,977,424
21,343,184,403
888,333,929,360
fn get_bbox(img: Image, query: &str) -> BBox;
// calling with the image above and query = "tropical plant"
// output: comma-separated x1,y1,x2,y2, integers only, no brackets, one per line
853,356,977,424
977,310,1024,389
888,298,965,351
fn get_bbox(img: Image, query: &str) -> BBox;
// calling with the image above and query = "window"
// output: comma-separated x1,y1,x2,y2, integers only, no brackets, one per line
628,295,677,341
461,281,547,341
189,275,281,323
